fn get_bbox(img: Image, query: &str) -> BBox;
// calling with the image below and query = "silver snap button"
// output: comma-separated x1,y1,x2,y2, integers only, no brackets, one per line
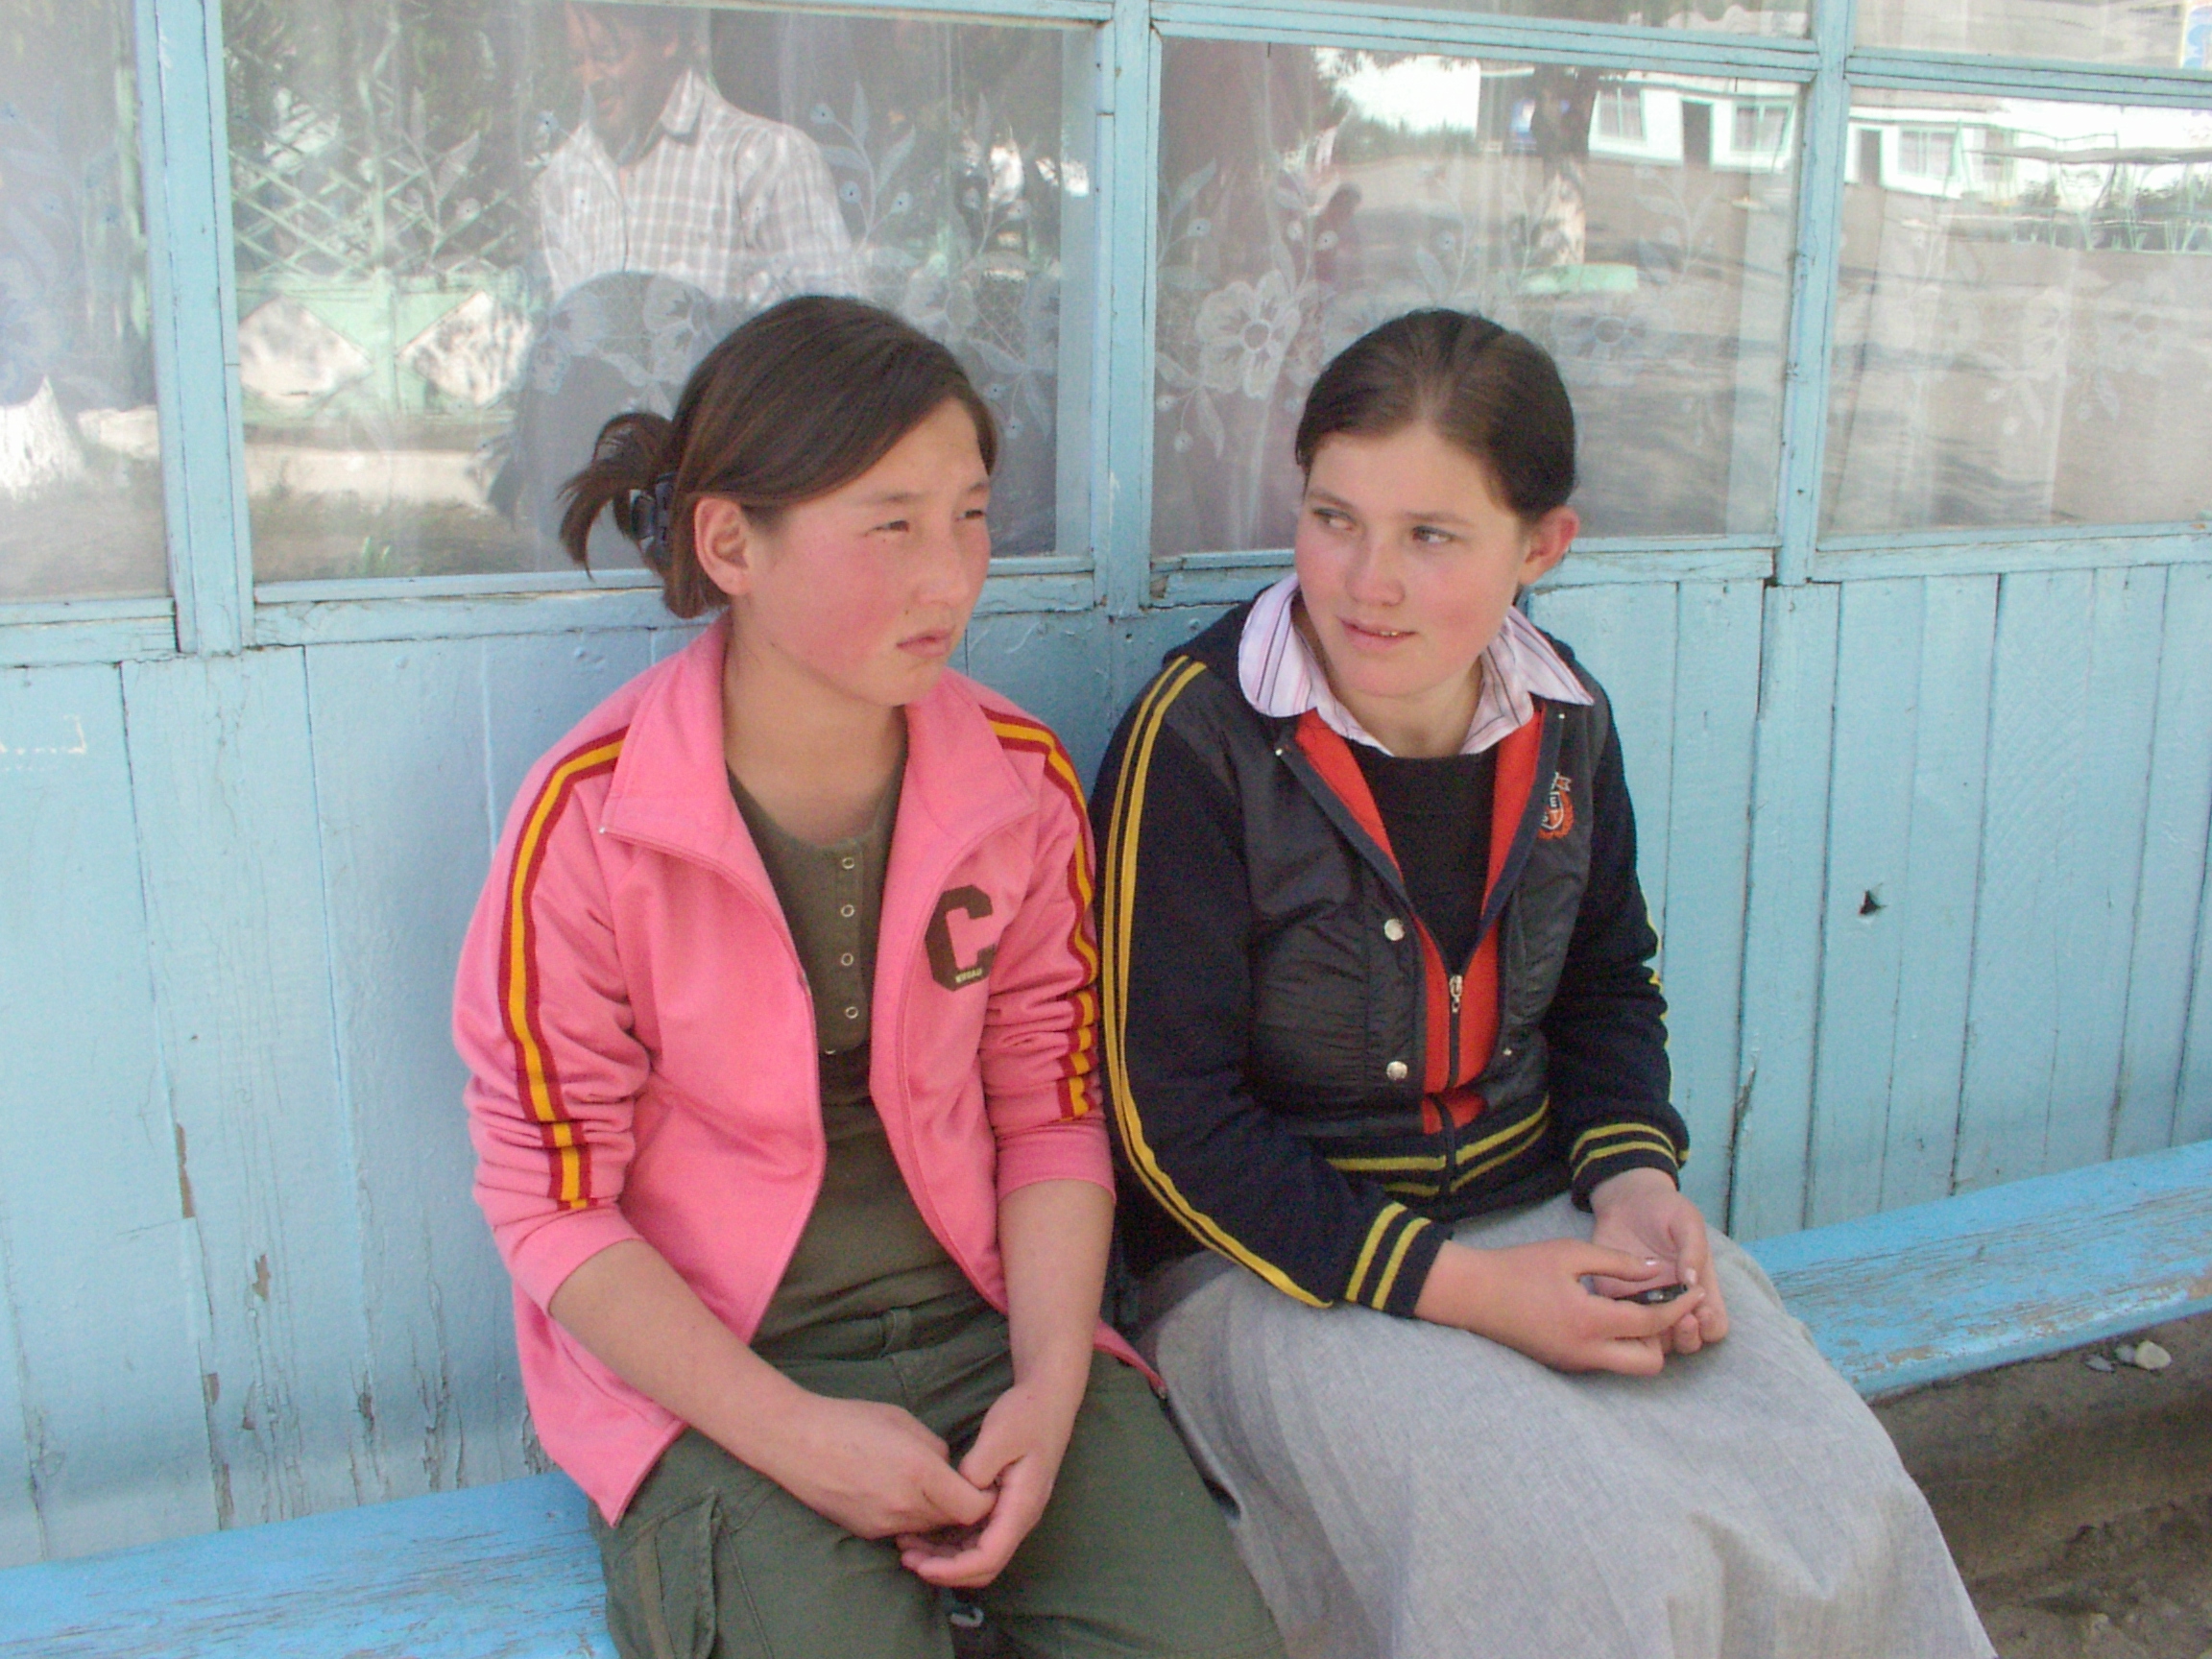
1385,1060,1408,1082
1382,918,1406,942
839,952,855,968
843,1005,860,1021
839,903,856,919
1501,1046,1514,1058
840,855,856,871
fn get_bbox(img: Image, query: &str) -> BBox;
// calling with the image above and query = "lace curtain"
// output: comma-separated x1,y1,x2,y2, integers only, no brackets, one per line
1150,43,1801,557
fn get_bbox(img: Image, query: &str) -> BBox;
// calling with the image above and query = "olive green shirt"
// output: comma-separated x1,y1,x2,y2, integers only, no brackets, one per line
730,764,967,1346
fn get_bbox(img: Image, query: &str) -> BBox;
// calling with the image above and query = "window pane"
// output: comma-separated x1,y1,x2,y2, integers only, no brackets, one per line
1153,45,1800,554
224,3,1083,583
1824,93,2212,536
1375,1,1804,36
1858,0,2210,69
0,0,165,601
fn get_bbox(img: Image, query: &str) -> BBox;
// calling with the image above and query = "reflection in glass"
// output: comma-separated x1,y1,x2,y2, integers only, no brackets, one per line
1857,0,2210,70
1152,45,1800,555
1386,0,1804,36
1824,95,2212,535
0,0,164,601
223,3,1080,582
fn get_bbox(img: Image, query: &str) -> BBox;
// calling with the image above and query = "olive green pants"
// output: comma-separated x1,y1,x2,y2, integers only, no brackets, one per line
590,1290,1286,1659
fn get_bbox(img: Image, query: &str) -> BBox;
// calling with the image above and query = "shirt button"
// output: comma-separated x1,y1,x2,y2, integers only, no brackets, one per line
1382,918,1406,942
840,855,856,872
839,952,855,968
1385,1061,1408,1082
843,1005,860,1021
839,903,856,919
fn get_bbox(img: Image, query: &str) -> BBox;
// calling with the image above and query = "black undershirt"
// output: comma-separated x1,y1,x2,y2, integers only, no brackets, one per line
1352,744,1497,972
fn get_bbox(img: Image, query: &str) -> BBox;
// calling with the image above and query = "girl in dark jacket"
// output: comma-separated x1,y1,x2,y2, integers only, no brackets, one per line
1094,309,1991,1659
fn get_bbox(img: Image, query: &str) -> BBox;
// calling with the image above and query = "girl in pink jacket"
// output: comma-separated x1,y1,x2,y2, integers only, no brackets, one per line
454,297,1282,1659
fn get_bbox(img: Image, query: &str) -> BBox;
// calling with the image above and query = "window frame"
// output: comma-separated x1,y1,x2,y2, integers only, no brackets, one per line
0,0,2206,667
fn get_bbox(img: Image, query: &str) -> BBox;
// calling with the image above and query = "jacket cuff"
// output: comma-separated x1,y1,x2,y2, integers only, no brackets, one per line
503,1203,646,1313
1568,1119,1685,1210
1343,1203,1447,1317
993,1110,1117,1200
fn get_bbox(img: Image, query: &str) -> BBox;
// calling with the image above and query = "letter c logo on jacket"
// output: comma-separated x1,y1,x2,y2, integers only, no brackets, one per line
926,886,998,990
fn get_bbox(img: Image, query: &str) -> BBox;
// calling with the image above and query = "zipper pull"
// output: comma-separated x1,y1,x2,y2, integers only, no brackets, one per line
1449,974,1464,1018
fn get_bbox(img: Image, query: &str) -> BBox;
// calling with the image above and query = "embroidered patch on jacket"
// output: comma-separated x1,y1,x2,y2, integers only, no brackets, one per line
1539,773,1575,840
926,885,998,989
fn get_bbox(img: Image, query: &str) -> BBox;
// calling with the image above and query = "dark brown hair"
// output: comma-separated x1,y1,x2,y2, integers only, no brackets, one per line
1292,310,1575,520
561,296,998,618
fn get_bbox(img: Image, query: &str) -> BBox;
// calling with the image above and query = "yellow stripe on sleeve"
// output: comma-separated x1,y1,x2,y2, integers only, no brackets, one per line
1367,1214,1430,1310
1101,661,1328,1309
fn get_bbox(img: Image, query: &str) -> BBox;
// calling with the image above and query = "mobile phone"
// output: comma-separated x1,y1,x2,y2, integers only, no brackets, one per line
1626,1282,1690,1306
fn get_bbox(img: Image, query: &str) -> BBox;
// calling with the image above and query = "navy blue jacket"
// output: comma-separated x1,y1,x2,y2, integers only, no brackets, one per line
1093,606,1685,1318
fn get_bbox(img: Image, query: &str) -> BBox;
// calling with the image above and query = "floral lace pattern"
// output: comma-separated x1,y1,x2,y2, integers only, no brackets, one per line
1151,45,1801,556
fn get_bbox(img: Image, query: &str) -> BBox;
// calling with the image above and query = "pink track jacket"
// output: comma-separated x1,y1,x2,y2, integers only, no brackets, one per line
454,618,1140,1522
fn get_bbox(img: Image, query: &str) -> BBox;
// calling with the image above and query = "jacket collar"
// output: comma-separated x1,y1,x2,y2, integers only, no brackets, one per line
598,616,1034,896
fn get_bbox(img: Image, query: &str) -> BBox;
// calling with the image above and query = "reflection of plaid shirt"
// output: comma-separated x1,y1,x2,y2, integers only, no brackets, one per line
537,68,859,307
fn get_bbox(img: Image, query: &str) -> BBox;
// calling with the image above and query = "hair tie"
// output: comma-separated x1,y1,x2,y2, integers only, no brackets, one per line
634,473,677,569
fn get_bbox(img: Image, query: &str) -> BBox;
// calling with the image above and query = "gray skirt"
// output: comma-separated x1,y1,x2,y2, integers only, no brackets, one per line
1140,1194,1994,1659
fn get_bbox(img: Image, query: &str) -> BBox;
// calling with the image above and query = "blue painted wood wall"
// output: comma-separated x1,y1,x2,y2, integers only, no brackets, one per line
1,0,2208,1572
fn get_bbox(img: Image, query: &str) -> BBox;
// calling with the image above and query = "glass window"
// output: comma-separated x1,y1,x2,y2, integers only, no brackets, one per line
1152,44,1801,556
1370,0,1804,36
223,2,1087,583
1824,92,2212,536
1858,0,2211,69
0,0,164,601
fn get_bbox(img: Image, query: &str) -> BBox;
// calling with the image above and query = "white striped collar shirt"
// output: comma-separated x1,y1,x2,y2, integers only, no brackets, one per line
537,68,860,308
1236,573,1592,757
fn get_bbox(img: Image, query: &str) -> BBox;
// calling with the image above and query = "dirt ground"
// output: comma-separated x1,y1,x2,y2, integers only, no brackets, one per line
1876,1312,2212,1659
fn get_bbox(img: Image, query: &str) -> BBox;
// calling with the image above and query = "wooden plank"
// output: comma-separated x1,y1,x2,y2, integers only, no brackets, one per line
123,651,372,1529
142,0,250,654
1652,582,1763,1219
1149,1,1816,77
1807,580,1925,1227
1770,0,1852,586
480,634,656,837
0,613,177,670
1098,0,1159,616
2182,860,2212,1147
1953,571,2095,1192
252,573,1096,649
301,641,525,1503
0,1474,612,1659
1815,531,2212,583
1727,585,1841,1239
2113,565,2212,1158
1748,1140,2212,1398
2044,567,2166,1173
1524,583,1678,950
964,612,1118,786
0,667,215,1563
1881,577,1999,1210
0,1267,36,1567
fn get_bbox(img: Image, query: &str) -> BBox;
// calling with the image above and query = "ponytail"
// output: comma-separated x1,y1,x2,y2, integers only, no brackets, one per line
557,297,998,620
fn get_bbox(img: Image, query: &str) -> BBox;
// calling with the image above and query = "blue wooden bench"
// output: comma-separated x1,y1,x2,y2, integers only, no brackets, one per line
3,1139,2204,1658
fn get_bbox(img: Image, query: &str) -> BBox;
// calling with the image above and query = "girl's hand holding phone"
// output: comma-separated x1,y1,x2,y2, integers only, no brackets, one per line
1588,1166,1730,1355
1415,1238,1708,1375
